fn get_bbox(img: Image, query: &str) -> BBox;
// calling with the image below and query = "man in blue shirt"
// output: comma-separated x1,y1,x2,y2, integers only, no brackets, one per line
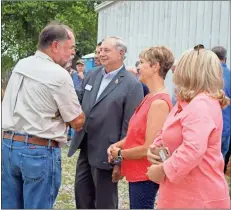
212,46,231,167
171,60,178,106
64,58,80,141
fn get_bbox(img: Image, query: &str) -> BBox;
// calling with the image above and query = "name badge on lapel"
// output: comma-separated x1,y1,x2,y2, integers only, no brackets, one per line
85,84,92,91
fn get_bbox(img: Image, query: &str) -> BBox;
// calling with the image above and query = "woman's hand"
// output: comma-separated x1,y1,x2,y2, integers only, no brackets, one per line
107,145,115,163
146,164,165,184
112,165,124,183
147,144,162,165
110,146,120,159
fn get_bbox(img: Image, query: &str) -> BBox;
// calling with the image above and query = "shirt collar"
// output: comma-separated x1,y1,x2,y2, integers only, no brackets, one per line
34,50,54,63
102,65,123,79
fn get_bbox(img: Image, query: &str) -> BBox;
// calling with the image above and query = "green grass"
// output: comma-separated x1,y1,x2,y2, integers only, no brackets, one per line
54,146,79,209
55,146,231,209
54,145,130,209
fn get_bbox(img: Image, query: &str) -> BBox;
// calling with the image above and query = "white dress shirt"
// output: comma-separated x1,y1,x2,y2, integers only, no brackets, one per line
96,66,123,101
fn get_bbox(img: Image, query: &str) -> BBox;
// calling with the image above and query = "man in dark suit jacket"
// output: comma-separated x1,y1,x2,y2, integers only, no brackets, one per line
68,37,144,209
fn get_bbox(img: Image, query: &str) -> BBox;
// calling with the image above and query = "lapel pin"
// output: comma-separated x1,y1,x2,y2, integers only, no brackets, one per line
115,79,119,84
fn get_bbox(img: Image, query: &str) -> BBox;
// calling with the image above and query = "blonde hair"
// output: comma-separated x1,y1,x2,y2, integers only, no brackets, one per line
139,46,174,79
173,49,230,108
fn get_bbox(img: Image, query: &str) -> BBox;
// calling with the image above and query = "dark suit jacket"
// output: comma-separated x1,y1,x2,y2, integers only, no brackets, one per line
142,83,149,96
68,65,144,170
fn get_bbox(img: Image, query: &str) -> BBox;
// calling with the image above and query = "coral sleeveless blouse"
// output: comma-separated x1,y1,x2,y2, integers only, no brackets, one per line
121,92,173,182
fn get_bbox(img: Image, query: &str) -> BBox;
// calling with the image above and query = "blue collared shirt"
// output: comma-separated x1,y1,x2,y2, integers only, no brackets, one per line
69,69,85,92
96,66,123,101
222,63,231,137
172,93,177,106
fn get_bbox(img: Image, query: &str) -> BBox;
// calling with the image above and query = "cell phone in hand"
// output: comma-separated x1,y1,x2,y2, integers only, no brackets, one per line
156,147,170,162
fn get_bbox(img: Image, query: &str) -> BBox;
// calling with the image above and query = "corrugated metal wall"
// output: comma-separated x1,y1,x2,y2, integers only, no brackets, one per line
97,1,230,96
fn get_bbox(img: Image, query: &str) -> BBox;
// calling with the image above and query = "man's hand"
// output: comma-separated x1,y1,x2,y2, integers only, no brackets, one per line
112,165,123,183
146,164,165,184
147,144,162,165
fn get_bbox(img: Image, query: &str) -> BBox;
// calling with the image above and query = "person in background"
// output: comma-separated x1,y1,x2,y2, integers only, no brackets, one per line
126,65,149,97
135,61,150,97
126,66,137,76
1,88,5,101
1,21,85,209
65,57,80,92
76,59,85,81
171,60,178,105
211,46,231,170
94,41,102,66
68,36,143,209
108,46,174,209
74,59,86,97
64,57,79,142
194,43,205,51
224,139,231,173
147,48,230,208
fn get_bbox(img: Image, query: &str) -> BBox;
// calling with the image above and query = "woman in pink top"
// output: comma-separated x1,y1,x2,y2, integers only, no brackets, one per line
107,46,174,209
146,48,231,208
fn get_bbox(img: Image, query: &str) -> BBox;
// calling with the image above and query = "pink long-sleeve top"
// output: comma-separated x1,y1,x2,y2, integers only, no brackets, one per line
154,93,230,208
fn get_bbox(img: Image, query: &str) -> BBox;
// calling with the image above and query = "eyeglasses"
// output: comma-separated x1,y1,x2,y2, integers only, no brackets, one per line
194,44,205,55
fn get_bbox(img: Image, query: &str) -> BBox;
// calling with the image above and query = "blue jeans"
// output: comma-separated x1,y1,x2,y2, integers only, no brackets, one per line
221,135,231,160
129,180,159,209
1,136,62,209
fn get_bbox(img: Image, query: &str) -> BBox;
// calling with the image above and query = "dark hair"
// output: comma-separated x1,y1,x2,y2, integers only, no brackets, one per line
97,41,102,46
37,21,73,50
193,44,205,50
135,61,140,67
211,46,227,60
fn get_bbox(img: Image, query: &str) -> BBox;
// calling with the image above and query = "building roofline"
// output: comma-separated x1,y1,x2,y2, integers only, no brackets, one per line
94,1,117,12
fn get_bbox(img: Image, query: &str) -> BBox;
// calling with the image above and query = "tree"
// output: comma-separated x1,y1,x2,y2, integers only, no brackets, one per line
1,1,98,74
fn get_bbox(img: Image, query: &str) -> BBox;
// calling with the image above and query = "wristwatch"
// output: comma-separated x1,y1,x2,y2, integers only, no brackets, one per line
117,149,123,161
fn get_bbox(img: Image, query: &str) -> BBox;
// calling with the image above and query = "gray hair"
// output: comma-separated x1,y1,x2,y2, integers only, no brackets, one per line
104,36,127,60
37,21,73,50
211,46,227,60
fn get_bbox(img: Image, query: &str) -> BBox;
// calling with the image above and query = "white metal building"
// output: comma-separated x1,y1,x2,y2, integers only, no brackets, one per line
95,1,230,96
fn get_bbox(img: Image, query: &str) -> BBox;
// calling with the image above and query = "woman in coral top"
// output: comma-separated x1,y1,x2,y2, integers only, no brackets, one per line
107,46,174,209
146,48,231,208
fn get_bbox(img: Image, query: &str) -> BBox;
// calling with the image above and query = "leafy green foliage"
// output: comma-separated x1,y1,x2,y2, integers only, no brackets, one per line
1,1,98,74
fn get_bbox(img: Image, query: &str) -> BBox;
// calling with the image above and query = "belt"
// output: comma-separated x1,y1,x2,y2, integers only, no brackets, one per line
3,132,59,147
